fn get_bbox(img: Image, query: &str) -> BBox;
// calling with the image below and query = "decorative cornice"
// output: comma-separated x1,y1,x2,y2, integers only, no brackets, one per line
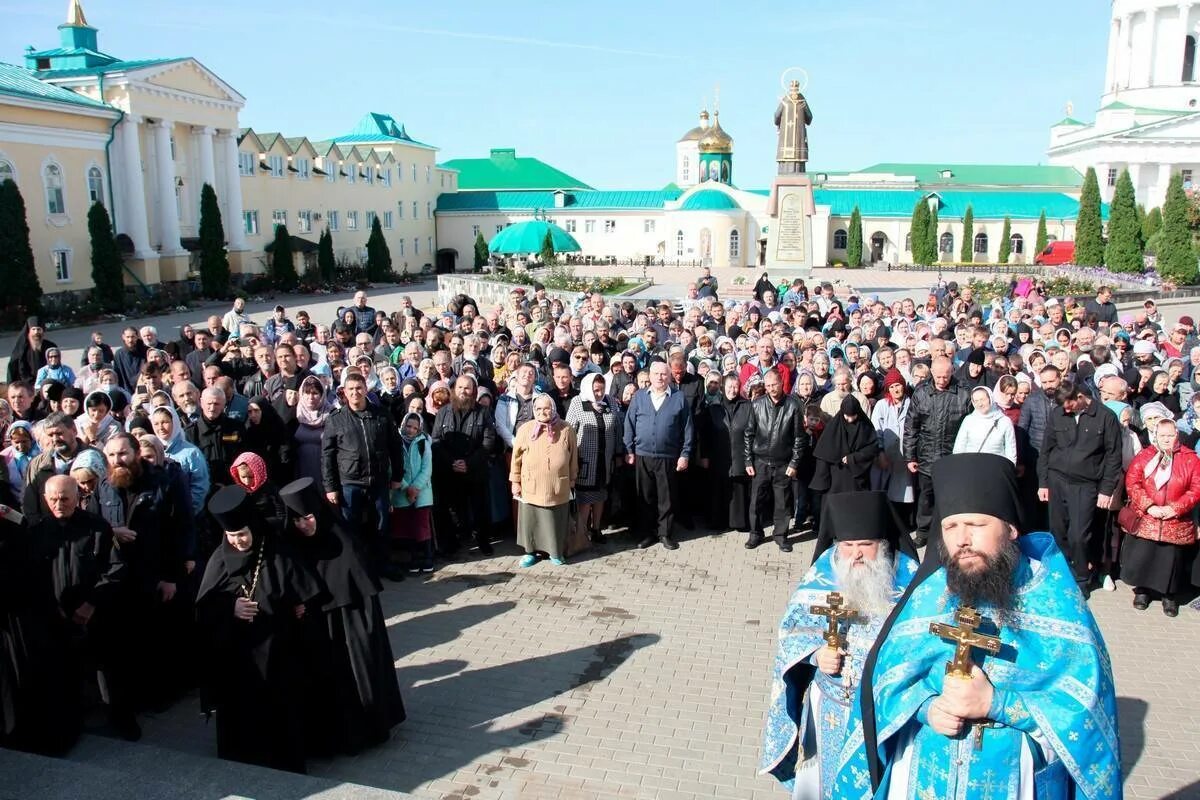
0,120,109,149
127,79,242,112
0,92,118,120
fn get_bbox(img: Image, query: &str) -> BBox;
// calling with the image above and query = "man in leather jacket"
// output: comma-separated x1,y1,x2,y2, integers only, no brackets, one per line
431,375,498,556
902,357,971,546
743,368,809,552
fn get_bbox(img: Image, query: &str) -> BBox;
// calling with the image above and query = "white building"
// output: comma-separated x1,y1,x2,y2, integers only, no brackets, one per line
1048,0,1200,207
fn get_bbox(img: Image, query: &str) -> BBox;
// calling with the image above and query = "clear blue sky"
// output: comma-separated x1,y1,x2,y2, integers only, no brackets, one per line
3,0,1109,189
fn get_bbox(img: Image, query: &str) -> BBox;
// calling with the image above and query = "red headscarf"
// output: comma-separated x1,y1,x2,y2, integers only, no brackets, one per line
230,452,269,493
883,368,907,404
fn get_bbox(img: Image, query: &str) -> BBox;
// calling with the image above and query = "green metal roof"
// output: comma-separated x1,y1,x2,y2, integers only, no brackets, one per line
437,148,593,191
0,61,114,110
33,56,185,79
853,163,1084,188
1053,117,1087,126
438,187,1100,221
679,189,740,211
332,112,434,149
1098,100,1183,115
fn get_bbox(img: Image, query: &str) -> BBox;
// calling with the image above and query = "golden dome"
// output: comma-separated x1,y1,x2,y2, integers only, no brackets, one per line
698,112,732,154
678,109,711,143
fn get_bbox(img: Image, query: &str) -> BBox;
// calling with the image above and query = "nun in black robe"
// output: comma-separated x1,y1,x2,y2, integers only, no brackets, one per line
280,478,405,756
7,317,56,385
196,486,322,774
809,395,878,495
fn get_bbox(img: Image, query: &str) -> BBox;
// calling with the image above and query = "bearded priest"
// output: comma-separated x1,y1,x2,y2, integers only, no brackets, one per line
761,490,919,798
837,453,1122,800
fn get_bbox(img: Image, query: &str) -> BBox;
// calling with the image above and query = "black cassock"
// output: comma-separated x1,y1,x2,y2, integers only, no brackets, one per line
290,509,405,756
196,534,321,773
0,517,86,755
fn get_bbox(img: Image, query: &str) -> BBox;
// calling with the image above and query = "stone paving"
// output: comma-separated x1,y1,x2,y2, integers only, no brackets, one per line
5,525,1198,799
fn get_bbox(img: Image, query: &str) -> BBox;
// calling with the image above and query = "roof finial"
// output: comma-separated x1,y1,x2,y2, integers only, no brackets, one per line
66,0,88,27
1065,100,1074,116
714,83,720,114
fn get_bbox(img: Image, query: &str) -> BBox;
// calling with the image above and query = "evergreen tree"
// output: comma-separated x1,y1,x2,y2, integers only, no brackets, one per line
1158,172,1198,285
1143,206,1163,242
847,206,864,267
473,231,489,272
910,199,931,264
540,229,559,266
0,179,43,319
1105,169,1145,273
197,183,231,298
997,216,1012,264
271,224,298,290
960,205,974,262
928,203,940,262
1035,209,1049,255
317,227,336,283
365,214,392,281
87,201,124,312
1075,167,1104,266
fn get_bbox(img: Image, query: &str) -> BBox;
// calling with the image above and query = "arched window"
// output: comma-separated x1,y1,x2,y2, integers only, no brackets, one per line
939,232,954,254
1010,233,1024,255
675,229,684,257
87,166,104,206
43,163,65,215
974,232,989,255
1184,35,1197,83
729,229,740,259
0,160,13,184
904,231,912,252
833,228,848,249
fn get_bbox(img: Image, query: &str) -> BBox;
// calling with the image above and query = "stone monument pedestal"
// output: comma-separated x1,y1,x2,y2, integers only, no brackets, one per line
766,174,815,278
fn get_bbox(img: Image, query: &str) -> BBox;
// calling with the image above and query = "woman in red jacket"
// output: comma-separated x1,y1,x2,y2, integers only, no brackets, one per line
1122,418,1200,616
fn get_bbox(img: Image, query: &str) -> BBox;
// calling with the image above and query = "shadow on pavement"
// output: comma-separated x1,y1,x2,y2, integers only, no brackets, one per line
1117,695,1147,777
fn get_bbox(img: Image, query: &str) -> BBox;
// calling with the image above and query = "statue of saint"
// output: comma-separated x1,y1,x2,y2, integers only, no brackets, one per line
775,79,813,175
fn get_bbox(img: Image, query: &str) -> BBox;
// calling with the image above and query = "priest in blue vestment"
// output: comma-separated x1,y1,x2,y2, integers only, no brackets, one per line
761,491,919,798
837,453,1122,800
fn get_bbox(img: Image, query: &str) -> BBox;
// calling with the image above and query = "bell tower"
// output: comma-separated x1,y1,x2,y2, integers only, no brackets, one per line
1105,0,1200,109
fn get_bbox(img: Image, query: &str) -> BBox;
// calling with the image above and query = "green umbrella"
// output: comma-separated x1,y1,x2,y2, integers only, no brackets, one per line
488,220,582,255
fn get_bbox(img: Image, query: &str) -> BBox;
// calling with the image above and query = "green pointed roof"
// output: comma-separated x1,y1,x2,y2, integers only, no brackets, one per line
332,112,434,149
1053,117,1086,126
1098,100,1183,115
437,148,592,191
32,56,185,79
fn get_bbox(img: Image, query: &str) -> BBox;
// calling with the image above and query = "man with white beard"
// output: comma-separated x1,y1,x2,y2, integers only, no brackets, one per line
761,491,919,799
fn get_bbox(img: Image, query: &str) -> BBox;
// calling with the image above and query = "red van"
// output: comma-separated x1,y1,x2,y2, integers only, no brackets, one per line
1034,241,1075,266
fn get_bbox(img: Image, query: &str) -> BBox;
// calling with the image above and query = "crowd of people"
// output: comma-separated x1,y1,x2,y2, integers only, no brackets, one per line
0,269,1193,789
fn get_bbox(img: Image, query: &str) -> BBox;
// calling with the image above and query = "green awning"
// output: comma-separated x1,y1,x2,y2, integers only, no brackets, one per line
488,220,581,255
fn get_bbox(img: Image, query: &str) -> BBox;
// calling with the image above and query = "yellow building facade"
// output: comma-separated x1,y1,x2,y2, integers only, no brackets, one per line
0,0,452,297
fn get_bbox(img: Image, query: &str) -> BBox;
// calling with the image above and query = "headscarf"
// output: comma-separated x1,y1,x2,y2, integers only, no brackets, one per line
4,420,39,479
882,368,906,405
399,412,424,444
68,446,104,478
296,375,332,427
970,385,1001,420
1139,401,1172,427
230,452,269,493
149,404,186,448
579,373,609,413
1103,400,1131,424
812,395,874,464
529,398,561,441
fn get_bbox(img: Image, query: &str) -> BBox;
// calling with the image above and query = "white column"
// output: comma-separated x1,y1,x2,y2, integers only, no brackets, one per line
118,115,155,259
151,119,184,255
221,130,247,251
1105,16,1121,92
1123,15,1135,89
195,126,216,194
1145,7,1160,87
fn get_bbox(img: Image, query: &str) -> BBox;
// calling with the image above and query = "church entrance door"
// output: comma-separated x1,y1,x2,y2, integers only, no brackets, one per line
870,232,886,263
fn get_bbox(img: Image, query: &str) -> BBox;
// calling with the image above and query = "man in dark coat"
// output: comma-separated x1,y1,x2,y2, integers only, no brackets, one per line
188,387,246,490
112,327,147,394
744,368,808,552
431,375,498,556
321,372,405,579
22,412,98,526
902,357,971,546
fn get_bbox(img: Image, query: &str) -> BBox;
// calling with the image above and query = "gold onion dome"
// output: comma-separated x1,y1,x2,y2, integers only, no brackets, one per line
678,109,710,143
698,112,732,154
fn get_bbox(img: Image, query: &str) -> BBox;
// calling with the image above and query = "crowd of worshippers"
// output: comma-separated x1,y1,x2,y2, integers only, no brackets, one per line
0,276,1195,756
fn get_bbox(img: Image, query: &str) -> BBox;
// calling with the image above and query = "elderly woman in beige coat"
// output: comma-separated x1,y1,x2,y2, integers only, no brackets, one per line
510,394,578,567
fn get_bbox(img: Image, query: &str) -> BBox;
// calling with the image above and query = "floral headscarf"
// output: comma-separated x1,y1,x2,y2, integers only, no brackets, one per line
529,397,561,441
296,375,332,427
230,451,269,493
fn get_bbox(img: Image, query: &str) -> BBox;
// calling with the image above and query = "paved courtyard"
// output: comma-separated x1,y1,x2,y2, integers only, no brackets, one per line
2,527,1198,799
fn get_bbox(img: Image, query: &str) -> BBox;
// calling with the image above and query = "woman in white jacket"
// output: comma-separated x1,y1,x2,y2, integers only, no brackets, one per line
952,385,1017,463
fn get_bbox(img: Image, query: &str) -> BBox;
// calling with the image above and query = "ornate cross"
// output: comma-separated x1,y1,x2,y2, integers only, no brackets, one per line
810,592,861,650
929,607,1004,749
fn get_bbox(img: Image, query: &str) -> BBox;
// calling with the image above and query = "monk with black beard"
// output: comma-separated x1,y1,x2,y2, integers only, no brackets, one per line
196,486,322,773
280,478,405,756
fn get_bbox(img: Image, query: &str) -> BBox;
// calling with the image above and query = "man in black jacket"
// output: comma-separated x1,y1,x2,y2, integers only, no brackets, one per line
1017,364,1061,526
321,372,405,579
1037,379,1123,593
112,327,146,394
903,357,971,546
668,351,707,529
743,369,808,552
187,388,246,490
431,375,497,556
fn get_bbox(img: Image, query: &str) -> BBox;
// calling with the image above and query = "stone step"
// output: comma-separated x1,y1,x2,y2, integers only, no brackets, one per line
0,732,417,800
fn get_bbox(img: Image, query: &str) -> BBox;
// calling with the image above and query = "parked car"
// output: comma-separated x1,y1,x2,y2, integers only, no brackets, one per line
1034,241,1075,266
